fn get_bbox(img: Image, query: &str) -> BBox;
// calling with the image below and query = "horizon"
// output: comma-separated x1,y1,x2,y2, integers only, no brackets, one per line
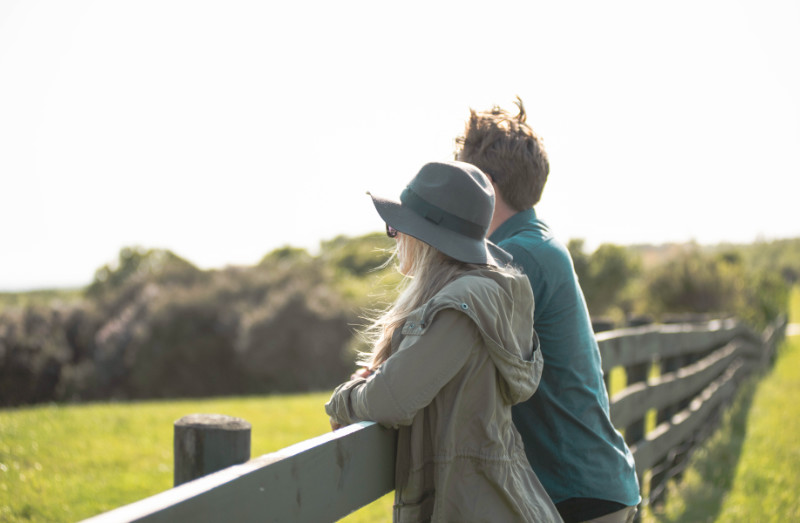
3,233,799,294
2,0,799,292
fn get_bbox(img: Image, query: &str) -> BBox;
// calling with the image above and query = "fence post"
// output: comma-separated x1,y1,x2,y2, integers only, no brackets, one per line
622,360,648,523
649,355,681,506
174,413,252,487
623,362,648,446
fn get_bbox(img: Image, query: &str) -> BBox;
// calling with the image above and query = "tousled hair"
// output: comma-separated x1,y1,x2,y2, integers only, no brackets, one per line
454,97,549,211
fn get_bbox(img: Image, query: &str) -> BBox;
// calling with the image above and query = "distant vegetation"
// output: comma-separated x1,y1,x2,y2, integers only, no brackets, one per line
569,238,797,330
1,234,797,407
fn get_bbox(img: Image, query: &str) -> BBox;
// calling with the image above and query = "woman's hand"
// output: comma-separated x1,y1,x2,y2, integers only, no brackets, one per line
350,367,373,380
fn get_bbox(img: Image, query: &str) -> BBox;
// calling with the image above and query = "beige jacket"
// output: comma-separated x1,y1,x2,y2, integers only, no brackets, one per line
325,269,562,522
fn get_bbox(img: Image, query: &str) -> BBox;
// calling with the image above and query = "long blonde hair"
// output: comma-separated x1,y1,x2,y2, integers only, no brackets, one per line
360,234,494,368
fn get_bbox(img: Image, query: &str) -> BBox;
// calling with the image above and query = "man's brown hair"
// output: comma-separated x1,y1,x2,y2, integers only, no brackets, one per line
455,97,549,211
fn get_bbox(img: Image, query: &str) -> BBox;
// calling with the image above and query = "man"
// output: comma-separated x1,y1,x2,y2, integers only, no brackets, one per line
455,98,640,523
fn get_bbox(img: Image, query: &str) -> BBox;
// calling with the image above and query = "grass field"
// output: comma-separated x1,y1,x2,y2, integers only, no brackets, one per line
0,393,394,522
643,286,800,522
2,288,798,522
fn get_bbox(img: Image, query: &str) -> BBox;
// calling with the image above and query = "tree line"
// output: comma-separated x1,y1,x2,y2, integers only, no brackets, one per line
1,234,796,407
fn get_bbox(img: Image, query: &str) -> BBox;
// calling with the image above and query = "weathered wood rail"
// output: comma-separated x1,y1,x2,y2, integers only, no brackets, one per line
83,316,787,522
600,316,785,505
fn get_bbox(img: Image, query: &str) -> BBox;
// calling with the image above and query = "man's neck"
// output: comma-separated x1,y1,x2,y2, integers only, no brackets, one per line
488,192,517,237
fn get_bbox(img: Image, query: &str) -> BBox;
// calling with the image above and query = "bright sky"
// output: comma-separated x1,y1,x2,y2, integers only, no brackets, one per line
1,0,798,291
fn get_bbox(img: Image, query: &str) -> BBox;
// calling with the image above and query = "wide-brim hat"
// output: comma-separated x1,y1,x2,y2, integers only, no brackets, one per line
369,161,512,267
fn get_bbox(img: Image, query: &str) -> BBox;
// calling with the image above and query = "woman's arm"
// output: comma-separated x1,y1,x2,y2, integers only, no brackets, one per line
325,309,479,428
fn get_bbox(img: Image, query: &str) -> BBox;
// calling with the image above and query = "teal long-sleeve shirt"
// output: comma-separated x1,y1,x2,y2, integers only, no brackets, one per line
490,208,641,508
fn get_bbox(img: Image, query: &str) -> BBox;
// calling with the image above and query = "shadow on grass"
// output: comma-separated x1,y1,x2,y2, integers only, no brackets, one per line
645,374,761,523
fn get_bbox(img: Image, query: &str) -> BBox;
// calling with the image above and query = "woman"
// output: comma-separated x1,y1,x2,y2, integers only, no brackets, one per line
325,161,561,522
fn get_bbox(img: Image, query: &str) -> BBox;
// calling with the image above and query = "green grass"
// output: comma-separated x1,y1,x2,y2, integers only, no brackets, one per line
643,335,800,522
0,393,391,522
3,287,798,522
643,286,800,522
716,336,800,520
791,284,800,324
0,366,646,523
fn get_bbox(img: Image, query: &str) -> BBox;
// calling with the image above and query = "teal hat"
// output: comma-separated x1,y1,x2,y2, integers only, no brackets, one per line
369,161,512,267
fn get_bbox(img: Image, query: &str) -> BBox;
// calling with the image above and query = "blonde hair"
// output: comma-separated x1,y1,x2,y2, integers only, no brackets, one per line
361,235,490,368
454,97,549,211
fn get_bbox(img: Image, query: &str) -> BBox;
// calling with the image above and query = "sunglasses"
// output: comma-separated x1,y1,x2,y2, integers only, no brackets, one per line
385,224,398,238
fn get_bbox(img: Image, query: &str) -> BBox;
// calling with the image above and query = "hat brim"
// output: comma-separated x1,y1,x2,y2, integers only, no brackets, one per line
369,192,512,268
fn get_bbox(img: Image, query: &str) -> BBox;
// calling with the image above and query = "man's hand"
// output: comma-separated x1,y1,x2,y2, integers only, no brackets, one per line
330,417,343,431
350,367,373,380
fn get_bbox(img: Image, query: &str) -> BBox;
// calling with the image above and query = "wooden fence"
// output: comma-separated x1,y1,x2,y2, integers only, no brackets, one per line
599,316,785,504
83,316,787,522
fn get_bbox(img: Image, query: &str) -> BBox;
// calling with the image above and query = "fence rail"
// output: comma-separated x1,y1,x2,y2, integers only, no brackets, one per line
83,421,396,523
600,316,785,504
83,316,787,522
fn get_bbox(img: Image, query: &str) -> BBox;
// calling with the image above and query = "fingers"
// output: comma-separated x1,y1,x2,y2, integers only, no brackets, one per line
350,367,373,380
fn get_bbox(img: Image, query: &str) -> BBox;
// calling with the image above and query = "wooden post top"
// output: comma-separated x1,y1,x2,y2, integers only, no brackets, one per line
175,414,251,430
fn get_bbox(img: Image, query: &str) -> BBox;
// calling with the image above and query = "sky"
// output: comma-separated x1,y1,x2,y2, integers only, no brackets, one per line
1,0,798,291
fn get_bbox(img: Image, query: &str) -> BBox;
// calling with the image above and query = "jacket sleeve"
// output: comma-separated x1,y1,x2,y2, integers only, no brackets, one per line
325,308,479,429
